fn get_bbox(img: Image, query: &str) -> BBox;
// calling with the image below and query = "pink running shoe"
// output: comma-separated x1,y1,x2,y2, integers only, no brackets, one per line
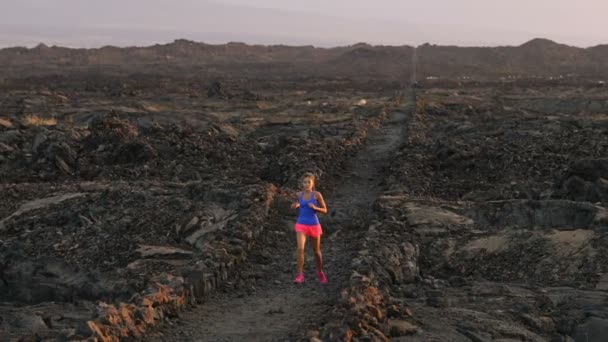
294,272,305,284
317,271,328,284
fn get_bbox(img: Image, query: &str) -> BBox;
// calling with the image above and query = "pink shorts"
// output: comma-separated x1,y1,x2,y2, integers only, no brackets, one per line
295,223,323,238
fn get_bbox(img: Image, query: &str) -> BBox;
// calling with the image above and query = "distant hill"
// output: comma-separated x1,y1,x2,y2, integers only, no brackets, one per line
0,38,606,80
418,38,608,79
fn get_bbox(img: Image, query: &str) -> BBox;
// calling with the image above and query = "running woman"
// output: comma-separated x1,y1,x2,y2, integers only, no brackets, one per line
291,173,328,284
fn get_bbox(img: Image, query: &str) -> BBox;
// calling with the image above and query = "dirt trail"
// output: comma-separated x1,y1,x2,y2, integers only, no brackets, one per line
150,97,413,342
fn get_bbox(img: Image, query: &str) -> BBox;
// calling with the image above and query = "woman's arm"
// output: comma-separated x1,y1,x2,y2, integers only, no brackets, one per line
291,192,301,209
310,191,328,214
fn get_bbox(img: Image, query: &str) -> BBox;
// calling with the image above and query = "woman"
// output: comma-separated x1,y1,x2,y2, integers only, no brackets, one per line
291,173,328,284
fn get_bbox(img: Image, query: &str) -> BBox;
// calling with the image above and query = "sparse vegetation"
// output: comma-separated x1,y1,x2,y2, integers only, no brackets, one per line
0,117,12,128
22,114,57,126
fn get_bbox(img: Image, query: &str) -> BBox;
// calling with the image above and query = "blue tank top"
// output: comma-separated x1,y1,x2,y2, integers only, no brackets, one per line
297,191,320,225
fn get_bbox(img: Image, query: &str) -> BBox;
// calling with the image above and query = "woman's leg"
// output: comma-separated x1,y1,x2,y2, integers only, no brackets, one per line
296,232,307,274
311,236,323,273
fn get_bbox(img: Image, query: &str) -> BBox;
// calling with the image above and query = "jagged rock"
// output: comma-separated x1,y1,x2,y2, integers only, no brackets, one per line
207,81,229,99
573,318,608,342
136,245,194,258
388,320,419,337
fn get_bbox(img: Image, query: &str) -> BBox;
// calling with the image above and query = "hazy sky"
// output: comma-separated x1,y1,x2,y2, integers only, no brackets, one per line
1,0,606,48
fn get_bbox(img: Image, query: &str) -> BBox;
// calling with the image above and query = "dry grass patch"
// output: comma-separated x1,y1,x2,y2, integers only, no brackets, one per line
0,117,13,128
256,101,273,110
22,115,57,126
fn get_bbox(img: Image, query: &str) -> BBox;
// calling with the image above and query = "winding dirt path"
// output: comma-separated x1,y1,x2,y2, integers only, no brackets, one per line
150,96,413,342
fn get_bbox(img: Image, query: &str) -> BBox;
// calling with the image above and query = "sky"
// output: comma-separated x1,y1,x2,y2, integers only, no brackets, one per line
0,0,606,48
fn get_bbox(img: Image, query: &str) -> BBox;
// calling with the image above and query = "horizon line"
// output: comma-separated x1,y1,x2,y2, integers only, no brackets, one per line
2,37,607,51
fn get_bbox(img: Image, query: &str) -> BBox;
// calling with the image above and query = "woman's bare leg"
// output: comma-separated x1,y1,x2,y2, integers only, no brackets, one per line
296,232,307,273
311,236,323,273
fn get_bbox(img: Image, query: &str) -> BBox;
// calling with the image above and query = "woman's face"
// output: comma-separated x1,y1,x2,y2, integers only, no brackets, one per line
302,177,314,191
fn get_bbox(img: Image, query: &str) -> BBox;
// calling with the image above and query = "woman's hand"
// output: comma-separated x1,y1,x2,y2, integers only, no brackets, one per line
308,202,327,213
291,202,300,209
